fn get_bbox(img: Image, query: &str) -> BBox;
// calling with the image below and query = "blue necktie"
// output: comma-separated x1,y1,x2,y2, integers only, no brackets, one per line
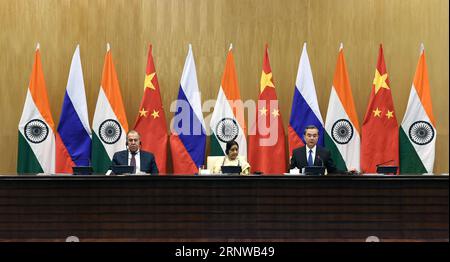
308,149,313,166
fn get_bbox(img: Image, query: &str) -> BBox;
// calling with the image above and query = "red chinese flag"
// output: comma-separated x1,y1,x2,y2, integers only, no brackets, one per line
361,44,399,173
134,45,169,173
248,45,287,174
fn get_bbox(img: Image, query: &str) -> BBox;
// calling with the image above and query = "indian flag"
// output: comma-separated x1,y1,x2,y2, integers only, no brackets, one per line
324,43,360,172
92,44,129,173
210,44,247,157
18,44,74,174
400,44,436,174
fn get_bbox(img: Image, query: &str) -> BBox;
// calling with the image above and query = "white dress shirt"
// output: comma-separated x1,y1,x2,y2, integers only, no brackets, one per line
305,145,317,165
128,150,141,173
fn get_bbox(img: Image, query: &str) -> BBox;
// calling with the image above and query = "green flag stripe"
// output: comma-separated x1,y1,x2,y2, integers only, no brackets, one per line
17,131,44,173
210,135,225,156
399,128,427,174
324,133,348,172
92,132,113,173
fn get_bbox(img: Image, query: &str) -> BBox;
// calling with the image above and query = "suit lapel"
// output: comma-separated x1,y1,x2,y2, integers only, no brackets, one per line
139,152,149,172
314,147,322,166
300,146,308,166
140,152,145,169
122,151,129,165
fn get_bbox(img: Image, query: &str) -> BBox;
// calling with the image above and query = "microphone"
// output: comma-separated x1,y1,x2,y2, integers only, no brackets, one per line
376,159,394,167
316,154,326,176
316,154,324,167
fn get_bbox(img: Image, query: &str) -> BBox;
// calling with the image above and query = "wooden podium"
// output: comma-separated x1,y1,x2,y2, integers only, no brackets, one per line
0,174,448,241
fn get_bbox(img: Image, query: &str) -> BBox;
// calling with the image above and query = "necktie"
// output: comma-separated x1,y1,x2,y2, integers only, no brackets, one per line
308,149,313,166
130,152,136,174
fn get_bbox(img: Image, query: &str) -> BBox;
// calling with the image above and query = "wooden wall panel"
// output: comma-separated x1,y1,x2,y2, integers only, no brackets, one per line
0,0,448,173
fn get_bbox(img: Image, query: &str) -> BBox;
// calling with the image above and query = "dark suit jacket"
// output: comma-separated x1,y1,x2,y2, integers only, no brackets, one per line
111,150,159,174
289,145,338,174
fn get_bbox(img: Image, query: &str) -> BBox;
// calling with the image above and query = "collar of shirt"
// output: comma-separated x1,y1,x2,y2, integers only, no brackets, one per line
128,149,140,156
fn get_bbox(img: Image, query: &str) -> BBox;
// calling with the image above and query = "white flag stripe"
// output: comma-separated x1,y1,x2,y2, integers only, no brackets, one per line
325,87,360,170
66,45,91,136
210,87,247,156
92,87,127,159
180,45,205,128
18,90,56,173
295,43,324,124
401,85,436,172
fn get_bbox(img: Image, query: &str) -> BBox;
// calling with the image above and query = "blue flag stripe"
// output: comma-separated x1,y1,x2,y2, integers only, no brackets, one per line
57,92,92,166
289,87,324,146
173,85,206,167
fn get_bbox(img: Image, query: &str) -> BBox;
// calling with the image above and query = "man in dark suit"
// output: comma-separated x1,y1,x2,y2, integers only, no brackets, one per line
290,125,337,174
111,130,159,174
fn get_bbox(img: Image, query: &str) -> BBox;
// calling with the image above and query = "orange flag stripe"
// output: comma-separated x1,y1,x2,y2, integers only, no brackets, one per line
101,49,129,132
29,49,56,132
413,50,436,126
221,48,246,132
29,46,74,172
333,48,360,133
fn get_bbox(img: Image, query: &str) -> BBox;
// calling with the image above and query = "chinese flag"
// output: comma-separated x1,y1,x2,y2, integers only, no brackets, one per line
248,45,287,174
361,44,399,173
134,45,168,173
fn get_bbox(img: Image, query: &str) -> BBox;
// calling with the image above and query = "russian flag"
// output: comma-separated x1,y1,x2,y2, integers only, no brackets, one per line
288,43,324,156
57,45,92,167
170,44,206,174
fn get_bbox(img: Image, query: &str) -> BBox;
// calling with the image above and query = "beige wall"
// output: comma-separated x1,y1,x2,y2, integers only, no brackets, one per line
0,0,448,173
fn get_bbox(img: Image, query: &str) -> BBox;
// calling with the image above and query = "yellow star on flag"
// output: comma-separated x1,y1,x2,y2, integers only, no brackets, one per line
385,110,394,119
151,110,160,119
259,107,268,116
372,69,389,94
271,108,280,118
144,72,156,90
260,71,274,93
372,107,382,117
139,108,148,117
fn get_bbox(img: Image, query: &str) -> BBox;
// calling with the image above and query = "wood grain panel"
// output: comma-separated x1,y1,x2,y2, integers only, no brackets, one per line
0,0,448,173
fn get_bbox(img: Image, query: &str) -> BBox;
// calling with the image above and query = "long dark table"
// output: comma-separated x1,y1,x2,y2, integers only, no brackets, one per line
0,174,448,242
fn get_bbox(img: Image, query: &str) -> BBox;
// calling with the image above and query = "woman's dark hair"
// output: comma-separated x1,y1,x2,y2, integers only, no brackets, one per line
225,140,239,155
